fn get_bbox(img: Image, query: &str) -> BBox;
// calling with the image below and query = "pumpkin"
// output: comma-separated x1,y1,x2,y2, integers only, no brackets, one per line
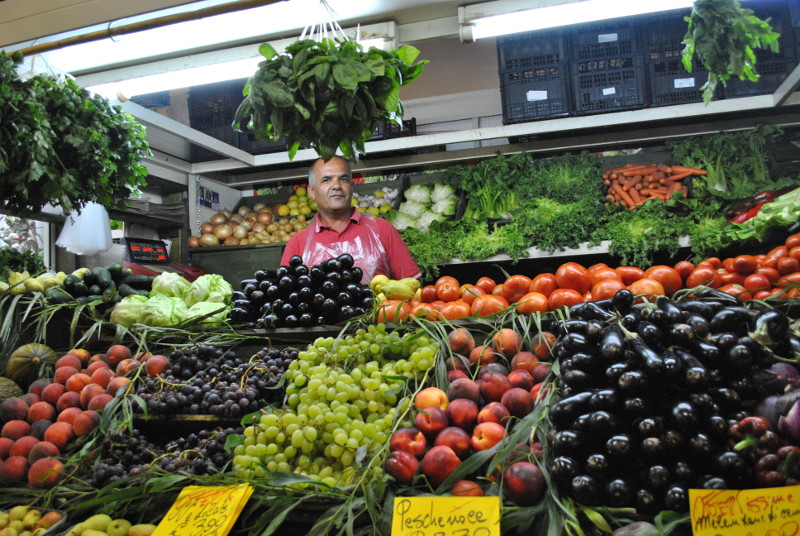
5,343,58,389
0,376,23,402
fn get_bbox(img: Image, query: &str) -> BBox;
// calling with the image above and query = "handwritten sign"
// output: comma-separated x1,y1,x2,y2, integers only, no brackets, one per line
689,485,800,536
152,484,254,536
391,496,501,536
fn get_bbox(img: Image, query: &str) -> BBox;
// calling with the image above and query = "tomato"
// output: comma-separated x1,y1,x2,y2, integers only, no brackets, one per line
756,266,780,285
583,291,593,302
767,245,788,260
420,285,438,303
717,270,745,286
440,300,472,320
777,257,800,275
375,300,410,323
471,295,510,317
437,281,461,302
502,274,533,303
589,268,621,287
628,277,665,299
790,247,800,262
587,263,611,274
555,262,591,294
786,233,800,250
686,266,719,288
777,272,800,287
616,266,646,286
430,300,446,311
591,278,627,301
475,276,496,295
492,284,505,296
700,257,722,269
435,276,459,289
645,265,683,296
410,303,444,321
516,292,549,314
673,261,695,282
721,257,735,273
718,284,752,302
731,255,757,275
548,288,583,310
743,273,771,292
529,273,558,297
752,290,772,301
788,287,800,298
460,284,485,306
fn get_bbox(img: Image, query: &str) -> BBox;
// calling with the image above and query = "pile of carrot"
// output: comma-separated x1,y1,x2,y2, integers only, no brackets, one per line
602,163,706,209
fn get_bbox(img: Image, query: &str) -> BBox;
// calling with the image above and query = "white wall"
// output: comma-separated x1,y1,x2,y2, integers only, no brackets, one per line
187,175,242,236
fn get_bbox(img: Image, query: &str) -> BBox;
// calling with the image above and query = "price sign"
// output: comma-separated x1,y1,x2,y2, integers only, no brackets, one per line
689,485,800,536
391,496,501,536
152,484,254,536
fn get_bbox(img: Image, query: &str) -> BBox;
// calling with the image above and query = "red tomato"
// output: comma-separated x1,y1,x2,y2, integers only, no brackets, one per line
786,233,800,250
752,290,772,301
743,273,771,292
718,284,752,302
440,300,472,320
583,291,593,302
591,278,627,301
375,300,410,323
754,254,768,266
589,268,621,287
686,266,719,288
767,245,788,261
616,266,646,286
502,275,533,303
516,292,549,314
587,263,611,275
673,261,695,282
420,285,438,303
777,257,800,275
700,257,722,269
777,272,800,287
731,255,757,275
430,300,446,311
628,277,665,299
460,284,485,306
437,281,461,302
555,262,591,294
790,247,800,262
645,265,683,296
409,303,444,321
471,295,509,317
717,270,745,286
492,284,505,296
529,273,558,297
721,257,735,273
475,277,496,295
755,266,780,285
548,288,583,310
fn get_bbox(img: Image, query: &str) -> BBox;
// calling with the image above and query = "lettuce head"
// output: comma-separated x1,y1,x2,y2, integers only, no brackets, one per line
151,272,191,298
140,295,188,326
184,274,233,307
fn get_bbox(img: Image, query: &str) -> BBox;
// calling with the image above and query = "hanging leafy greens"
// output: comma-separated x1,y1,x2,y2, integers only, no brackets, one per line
0,51,150,216
682,0,780,103
233,39,427,161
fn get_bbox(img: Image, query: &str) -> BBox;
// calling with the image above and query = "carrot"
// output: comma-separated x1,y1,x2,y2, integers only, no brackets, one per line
611,182,635,207
670,165,706,175
610,172,619,179
623,166,658,177
628,187,643,205
623,175,642,191
618,177,628,186
611,164,649,174
664,171,693,181
657,164,672,174
667,181,682,197
640,188,666,196
652,171,666,180
679,185,689,198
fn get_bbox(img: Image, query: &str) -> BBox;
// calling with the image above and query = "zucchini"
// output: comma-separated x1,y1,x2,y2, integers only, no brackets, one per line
118,284,150,298
105,263,124,282
82,270,97,287
101,281,117,303
120,275,154,290
91,266,113,288
45,287,72,304
73,281,89,297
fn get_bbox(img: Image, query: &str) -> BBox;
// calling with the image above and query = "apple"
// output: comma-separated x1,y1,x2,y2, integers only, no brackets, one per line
507,369,534,391
414,387,448,411
446,378,481,404
500,387,534,418
414,406,449,438
444,398,479,431
471,422,506,452
389,427,427,458
450,479,484,496
478,372,512,403
510,351,539,374
434,426,472,459
420,445,461,487
477,401,511,425
502,461,545,506
384,450,419,485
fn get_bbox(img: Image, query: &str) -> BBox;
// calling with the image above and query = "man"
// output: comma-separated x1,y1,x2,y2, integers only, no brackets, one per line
280,156,421,284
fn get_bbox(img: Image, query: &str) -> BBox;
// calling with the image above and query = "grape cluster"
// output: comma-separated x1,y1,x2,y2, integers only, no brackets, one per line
89,427,240,487
136,344,296,418
231,324,440,486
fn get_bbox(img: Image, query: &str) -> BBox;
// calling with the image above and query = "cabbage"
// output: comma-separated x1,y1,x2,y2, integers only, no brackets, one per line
110,295,148,328
151,272,191,298
398,200,426,218
403,184,431,204
432,198,457,216
184,274,233,307
185,301,230,327
431,183,456,203
387,211,416,231
417,212,445,232
140,295,188,326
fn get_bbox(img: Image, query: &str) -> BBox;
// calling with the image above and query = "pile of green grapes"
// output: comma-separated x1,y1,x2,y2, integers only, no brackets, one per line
231,324,439,486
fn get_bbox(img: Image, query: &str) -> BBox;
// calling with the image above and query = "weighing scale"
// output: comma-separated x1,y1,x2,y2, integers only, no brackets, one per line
119,237,205,282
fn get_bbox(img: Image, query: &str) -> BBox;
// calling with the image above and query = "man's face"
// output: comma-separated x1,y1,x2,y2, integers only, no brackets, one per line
309,157,353,214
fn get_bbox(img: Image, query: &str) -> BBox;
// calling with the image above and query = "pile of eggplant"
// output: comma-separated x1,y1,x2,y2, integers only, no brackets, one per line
544,288,800,513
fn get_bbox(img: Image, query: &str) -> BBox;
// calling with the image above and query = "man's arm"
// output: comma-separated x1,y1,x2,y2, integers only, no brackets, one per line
378,220,422,279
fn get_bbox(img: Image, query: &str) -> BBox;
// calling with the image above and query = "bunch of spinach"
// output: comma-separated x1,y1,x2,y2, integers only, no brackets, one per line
0,51,150,216
682,0,780,103
233,39,426,161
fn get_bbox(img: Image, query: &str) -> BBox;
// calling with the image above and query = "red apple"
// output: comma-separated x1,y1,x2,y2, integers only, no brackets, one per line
502,461,545,506
434,427,472,459
477,401,511,425
501,387,534,418
471,422,506,452
444,398,478,431
414,387,448,411
446,378,481,404
478,371,512,403
420,445,461,487
507,369,534,391
389,427,427,458
414,406,449,438
384,450,419,485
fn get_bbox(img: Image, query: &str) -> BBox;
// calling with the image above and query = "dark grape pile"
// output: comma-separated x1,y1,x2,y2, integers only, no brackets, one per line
89,427,239,487
136,344,297,418
228,254,374,328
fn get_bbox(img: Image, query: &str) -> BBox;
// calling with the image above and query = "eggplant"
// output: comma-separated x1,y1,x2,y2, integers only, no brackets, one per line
623,397,649,418
647,308,671,329
606,362,630,383
570,300,614,321
239,278,259,291
589,410,619,435
570,352,599,373
661,429,685,451
549,391,593,426
552,430,586,456
636,418,662,437
605,479,632,507
571,475,601,505
620,312,641,331
605,434,633,458
600,325,626,361
689,432,714,457
560,332,597,354
549,456,579,492
775,388,800,443
589,389,621,411
667,323,696,348
555,319,593,335
672,461,694,484
612,289,634,314
635,321,663,349
754,362,800,394
618,370,649,394
683,314,710,338
641,436,665,458
752,309,790,344
670,401,699,431
646,465,670,490
585,453,612,479
636,489,658,513
663,486,689,512
628,336,666,375
714,450,748,483
709,307,755,335
676,299,717,319
562,369,593,390
692,339,722,366
656,296,683,324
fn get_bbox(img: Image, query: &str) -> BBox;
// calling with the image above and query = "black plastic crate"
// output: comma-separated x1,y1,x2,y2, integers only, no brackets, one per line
499,64,572,123
572,55,645,114
238,131,288,155
496,30,569,70
368,118,417,141
190,125,240,162
570,19,640,60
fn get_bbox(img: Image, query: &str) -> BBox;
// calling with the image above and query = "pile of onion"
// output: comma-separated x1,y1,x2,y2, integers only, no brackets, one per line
188,203,308,248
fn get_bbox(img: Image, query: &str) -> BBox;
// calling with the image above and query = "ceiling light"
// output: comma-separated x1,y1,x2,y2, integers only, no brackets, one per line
459,0,695,42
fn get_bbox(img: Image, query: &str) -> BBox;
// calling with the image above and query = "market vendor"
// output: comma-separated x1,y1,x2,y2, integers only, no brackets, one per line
280,155,421,284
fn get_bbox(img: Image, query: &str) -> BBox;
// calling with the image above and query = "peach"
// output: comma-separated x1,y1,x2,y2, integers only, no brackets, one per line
145,354,170,376
86,360,110,375
420,445,461,487
414,387,448,411
53,365,79,385
501,387,534,418
9,435,39,458
502,461,545,506
27,401,57,423
73,410,101,437
89,367,114,388
56,391,81,412
28,441,60,463
389,427,427,459
477,401,511,425
65,373,92,393
507,369,534,391
448,328,475,356
116,359,141,376
469,345,499,366
0,455,29,482
1,420,31,440
434,426,472,459
55,354,82,370
414,406,449,439
106,376,132,397
446,378,481,404
43,422,73,450
105,345,132,368
79,384,106,409
87,394,113,411
492,328,523,360
28,457,64,488
41,383,67,406
0,437,13,458
88,353,108,365
478,372,512,403
20,393,41,407
531,331,557,360
29,420,52,441
67,348,91,366
447,369,469,382
531,362,551,383
384,449,419,486
477,362,510,379
57,407,83,425
0,398,29,422
445,398,479,431
471,421,506,451
450,479,484,497
510,351,539,374
27,379,50,396
443,354,469,373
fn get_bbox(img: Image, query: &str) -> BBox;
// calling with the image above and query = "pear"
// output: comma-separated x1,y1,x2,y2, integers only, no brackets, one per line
7,508,28,522
7,522,23,533
81,530,107,536
64,523,85,536
0,512,8,529
0,527,18,536
82,514,112,532
31,530,47,536
21,510,40,529
106,519,132,536
128,524,158,536
18,531,32,536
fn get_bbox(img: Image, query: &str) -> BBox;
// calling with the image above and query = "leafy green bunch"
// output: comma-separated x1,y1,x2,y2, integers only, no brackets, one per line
682,0,780,103
0,249,45,280
0,51,150,216
234,39,427,161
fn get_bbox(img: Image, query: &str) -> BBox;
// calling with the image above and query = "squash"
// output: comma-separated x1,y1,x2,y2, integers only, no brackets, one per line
0,377,23,402
5,343,58,389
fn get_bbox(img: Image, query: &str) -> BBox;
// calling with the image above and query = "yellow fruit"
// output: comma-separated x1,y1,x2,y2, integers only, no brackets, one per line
296,186,307,197
381,280,415,300
379,204,392,214
300,206,312,215
369,274,390,294
367,207,380,217
287,200,298,209
277,205,290,217
350,198,358,207
289,208,300,216
0,282,9,293
399,277,421,294
288,194,298,202
375,190,385,199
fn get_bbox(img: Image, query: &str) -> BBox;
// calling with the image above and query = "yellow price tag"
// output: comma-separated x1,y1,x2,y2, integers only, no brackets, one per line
391,496,501,536
152,484,254,536
689,485,800,536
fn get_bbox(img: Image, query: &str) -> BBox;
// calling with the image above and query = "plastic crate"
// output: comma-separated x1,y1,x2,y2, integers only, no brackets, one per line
190,125,241,162
238,131,288,155
368,118,417,140
570,19,640,60
496,29,569,70
499,64,572,123
571,55,645,114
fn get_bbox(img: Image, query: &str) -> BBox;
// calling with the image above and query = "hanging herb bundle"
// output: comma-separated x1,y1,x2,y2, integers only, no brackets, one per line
0,52,150,216
233,38,426,161
682,0,780,103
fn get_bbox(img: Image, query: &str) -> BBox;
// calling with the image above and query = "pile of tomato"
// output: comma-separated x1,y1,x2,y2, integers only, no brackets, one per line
377,233,800,322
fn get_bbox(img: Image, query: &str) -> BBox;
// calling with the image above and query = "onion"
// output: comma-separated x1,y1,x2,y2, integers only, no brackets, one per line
224,236,240,246
258,206,273,214
210,212,228,225
253,202,266,212
188,236,201,248
221,209,233,219
233,225,249,239
245,210,258,220
252,223,266,233
213,224,233,240
199,233,220,247
258,212,274,225
200,222,214,235
230,214,243,224
239,220,252,231
237,205,251,217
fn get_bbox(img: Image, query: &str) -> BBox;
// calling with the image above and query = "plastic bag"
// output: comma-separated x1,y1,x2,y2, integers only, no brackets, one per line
55,202,112,255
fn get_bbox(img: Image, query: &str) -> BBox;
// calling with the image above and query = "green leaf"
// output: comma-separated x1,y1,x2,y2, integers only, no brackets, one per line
394,45,421,65
332,59,373,90
259,43,278,59
262,80,295,108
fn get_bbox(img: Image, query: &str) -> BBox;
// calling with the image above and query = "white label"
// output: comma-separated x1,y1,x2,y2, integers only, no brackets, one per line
597,33,618,43
526,90,548,101
674,77,696,89
602,87,616,96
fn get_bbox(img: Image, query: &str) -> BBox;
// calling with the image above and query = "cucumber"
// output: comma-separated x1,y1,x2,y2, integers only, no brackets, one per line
105,263,124,282
120,275,154,290
82,270,97,287
45,287,72,304
88,284,102,295
62,275,79,294
73,281,89,297
118,284,150,298
101,281,117,303
91,266,113,288
76,295,102,304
